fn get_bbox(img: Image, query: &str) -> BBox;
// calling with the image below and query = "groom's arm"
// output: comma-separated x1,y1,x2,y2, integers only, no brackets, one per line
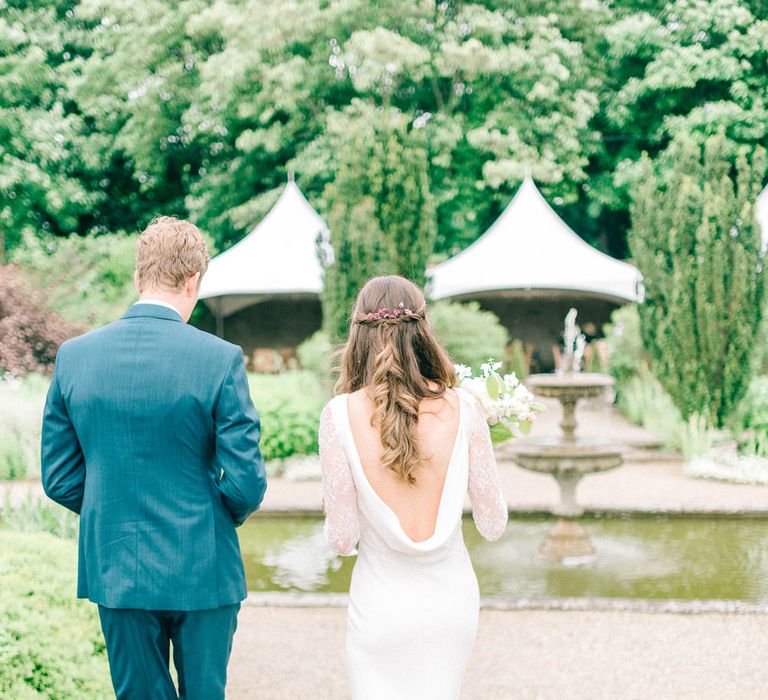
213,347,267,526
41,356,86,514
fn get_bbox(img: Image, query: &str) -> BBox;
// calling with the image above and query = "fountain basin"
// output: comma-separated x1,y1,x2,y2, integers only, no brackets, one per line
512,438,623,521
526,372,614,399
513,437,623,476
525,372,614,442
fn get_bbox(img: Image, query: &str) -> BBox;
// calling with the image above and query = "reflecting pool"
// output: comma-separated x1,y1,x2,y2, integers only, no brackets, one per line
238,515,768,602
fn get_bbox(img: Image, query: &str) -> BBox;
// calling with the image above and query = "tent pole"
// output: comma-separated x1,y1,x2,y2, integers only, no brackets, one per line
215,301,224,338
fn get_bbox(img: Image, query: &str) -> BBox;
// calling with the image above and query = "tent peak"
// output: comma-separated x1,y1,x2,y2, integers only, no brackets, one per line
429,175,641,303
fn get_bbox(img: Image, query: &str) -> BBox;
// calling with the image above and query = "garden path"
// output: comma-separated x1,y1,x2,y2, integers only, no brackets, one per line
226,605,768,699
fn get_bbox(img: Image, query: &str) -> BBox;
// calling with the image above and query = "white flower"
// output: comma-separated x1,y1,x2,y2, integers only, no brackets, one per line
458,362,541,438
460,377,497,421
480,360,502,377
512,383,533,401
503,373,519,390
454,364,472,382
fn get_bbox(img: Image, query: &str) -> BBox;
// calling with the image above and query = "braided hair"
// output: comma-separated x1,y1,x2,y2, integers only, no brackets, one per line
335,276,455,485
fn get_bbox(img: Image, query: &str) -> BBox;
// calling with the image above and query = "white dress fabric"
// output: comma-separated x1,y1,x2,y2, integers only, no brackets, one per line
319,389,508,700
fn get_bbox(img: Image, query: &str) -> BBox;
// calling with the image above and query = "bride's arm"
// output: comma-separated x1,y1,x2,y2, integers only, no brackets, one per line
319,404,360,555
468,401,508,541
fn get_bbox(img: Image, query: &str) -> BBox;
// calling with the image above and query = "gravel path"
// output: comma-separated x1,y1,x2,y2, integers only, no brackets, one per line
227,605,768,699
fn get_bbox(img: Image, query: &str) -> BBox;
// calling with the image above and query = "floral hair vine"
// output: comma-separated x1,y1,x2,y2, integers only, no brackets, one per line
355,302,424,324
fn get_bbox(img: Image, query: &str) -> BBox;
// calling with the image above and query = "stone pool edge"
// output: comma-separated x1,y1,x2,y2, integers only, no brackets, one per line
253,507,768,519
244,592,768,615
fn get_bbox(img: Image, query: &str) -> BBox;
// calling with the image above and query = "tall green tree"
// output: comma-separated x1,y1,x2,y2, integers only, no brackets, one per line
593,0,768,257
183,1,602,254
629,131,767,427
321,111,436,343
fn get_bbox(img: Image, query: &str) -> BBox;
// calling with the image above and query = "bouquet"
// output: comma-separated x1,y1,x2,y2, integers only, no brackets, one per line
455,360,545,444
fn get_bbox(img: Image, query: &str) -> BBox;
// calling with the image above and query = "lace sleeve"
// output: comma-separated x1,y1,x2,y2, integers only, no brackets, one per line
468,400,508,541
319,404,360,555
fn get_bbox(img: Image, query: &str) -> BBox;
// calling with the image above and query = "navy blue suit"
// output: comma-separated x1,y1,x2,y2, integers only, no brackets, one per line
41,303,267,698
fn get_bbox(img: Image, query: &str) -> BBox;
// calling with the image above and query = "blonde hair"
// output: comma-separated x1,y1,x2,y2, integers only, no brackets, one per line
336,276,455,485
136,216,210,292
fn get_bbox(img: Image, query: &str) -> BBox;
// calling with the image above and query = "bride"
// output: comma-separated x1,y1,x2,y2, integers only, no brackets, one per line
319,275,508,699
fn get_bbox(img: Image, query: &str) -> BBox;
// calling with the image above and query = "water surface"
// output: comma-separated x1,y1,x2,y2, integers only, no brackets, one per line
238,515,768,602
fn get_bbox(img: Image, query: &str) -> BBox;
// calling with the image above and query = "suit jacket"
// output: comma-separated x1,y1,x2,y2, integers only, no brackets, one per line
41,303,267,611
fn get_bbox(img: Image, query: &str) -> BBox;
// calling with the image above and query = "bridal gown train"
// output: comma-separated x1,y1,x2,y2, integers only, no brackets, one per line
319,389,508,700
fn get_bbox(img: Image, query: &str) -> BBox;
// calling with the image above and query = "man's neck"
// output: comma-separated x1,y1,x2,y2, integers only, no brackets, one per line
137,293,187,320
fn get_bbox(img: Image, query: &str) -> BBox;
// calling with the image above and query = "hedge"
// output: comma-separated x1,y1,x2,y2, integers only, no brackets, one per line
0,530,112,698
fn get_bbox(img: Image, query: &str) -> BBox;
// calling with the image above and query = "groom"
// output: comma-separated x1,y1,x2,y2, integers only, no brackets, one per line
41,216,267,699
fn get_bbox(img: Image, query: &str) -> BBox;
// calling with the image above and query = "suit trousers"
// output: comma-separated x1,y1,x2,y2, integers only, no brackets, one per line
98,603,240,700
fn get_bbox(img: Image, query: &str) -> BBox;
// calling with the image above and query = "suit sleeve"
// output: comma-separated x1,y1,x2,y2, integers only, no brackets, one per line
213,348,267,525
41,358,86,514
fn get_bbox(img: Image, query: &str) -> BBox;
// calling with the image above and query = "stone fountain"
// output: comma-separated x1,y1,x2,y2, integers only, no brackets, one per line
513,309,623,563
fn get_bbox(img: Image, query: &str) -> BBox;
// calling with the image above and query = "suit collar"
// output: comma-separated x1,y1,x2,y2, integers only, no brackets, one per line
122,303,184,323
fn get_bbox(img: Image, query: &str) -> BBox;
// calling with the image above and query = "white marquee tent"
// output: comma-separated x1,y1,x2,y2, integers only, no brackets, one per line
199,179,327,333
429,176,642,303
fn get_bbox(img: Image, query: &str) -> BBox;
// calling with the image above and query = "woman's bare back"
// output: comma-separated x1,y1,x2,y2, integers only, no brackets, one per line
346,387,461,542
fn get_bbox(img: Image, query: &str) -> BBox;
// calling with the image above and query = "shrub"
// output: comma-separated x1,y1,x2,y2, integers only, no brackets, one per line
429,300,509,370
296,330,336,383
616,372,684,450
0,530,111,698
0,267,85,376
248,371,326,461
12,232,138,329
628,132,767,427
0,374,48,480
730,375,768,455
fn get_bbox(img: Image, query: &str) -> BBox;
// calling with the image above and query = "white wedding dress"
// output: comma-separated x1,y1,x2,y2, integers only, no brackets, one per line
319,389,508,700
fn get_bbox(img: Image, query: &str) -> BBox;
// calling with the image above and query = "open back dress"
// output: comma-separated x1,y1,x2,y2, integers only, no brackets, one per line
319,388,508,699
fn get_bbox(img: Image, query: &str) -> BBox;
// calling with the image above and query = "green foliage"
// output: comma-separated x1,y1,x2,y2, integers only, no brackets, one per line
2,0,614,261
680,414,712,461
320,111,435,343
1,493,80,540
507,339,529,381
429,300,509,370
13,233,138,328
0,530,111,698
592,0,768,255
248,371,325,461
296,330,336,389
730,375,768,454
3,0,768,267
604,304,646,387
0,375,50,480
603,302,686,448
629,131,767,427
617,372,685,450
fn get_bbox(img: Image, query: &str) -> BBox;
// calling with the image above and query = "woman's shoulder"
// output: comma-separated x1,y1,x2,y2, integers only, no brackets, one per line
452,386,476,409
323,393,348,414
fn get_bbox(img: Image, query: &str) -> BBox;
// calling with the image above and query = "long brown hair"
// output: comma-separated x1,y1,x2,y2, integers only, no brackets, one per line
335,275,455,485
